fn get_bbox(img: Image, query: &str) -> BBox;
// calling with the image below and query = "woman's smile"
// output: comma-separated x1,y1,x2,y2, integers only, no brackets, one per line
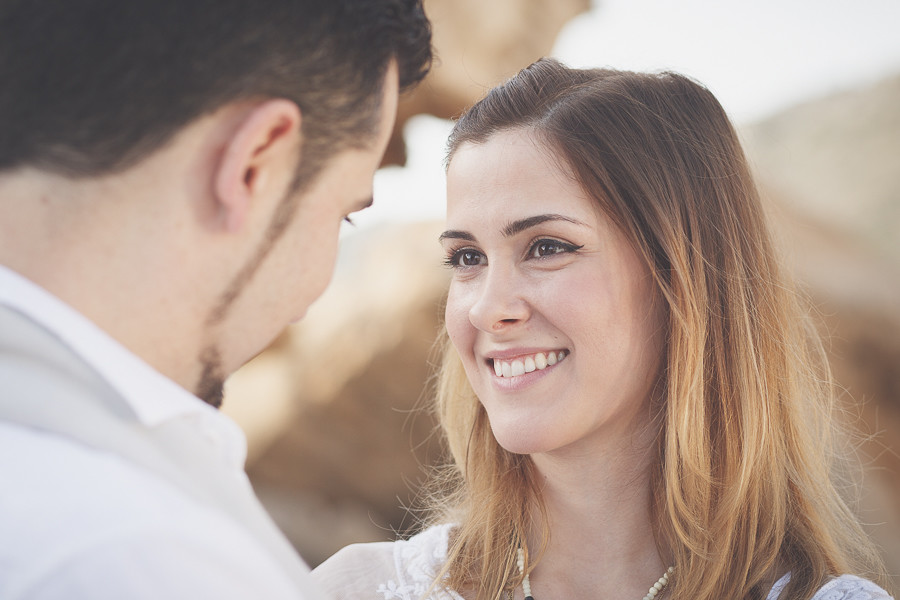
489,349,569,378
482,348,571,393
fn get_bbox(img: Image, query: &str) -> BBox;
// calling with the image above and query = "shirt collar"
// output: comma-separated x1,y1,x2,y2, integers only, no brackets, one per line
0,264,246,457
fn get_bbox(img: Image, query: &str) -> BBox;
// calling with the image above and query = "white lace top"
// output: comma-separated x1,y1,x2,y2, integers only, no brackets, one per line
311,523,893,600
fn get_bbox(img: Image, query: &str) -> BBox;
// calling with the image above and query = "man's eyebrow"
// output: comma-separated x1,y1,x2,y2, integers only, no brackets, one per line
502,214,587,237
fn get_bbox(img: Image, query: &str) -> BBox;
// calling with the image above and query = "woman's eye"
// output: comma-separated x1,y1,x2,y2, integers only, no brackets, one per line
444,249,486,268
528,239,581,258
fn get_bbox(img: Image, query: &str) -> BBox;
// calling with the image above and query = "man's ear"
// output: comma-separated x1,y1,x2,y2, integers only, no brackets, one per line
214,99,302,232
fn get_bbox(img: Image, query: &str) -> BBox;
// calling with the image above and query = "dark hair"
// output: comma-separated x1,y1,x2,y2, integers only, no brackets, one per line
0,0,432,186
438,59,890,599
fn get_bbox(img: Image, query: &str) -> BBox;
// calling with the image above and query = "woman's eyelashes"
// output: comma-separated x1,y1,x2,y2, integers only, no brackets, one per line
444,247,486,268
527,238,583,258
443,238,583,269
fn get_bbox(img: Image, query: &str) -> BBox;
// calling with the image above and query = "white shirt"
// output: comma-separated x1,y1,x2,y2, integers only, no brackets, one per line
0,265,310,599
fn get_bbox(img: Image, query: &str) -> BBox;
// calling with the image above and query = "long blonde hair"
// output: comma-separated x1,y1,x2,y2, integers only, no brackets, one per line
427,58,889,600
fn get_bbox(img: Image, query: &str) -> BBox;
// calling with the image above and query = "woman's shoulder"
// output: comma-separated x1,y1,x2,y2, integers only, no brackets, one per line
311,538,396,596
768,573,894,600
809,576,894,600
311,523,458,600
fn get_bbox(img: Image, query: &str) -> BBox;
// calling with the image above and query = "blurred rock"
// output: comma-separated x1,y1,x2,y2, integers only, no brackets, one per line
742,74,900,266
383,0,591,166
742,78,900,584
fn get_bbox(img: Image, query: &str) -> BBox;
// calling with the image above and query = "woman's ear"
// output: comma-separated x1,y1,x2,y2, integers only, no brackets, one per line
213,99,302,232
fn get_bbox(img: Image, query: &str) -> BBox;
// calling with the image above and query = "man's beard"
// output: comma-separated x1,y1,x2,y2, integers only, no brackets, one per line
192,185,304,408
194,346,225,408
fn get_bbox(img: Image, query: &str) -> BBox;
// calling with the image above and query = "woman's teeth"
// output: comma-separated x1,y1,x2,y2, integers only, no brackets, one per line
492,351,568,378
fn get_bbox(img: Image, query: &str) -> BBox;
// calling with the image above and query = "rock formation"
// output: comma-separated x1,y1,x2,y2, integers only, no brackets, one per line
743,79,900,581
383,0,591,165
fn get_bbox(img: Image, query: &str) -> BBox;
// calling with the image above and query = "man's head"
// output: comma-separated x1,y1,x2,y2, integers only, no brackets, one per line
0,0,430,185
0,0,431,406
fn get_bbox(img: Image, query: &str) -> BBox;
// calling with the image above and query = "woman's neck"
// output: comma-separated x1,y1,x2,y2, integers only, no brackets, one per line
525,427,669,600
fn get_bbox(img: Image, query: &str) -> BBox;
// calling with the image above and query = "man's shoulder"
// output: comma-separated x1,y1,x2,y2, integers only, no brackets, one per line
0,422,299,599
0,420,205,516
0,421,222,553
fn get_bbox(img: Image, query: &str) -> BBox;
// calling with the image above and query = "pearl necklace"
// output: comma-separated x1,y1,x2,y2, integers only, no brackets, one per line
514,549,675,600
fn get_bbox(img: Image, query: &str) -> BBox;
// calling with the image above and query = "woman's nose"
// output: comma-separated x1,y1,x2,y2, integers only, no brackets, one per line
467,267,531,333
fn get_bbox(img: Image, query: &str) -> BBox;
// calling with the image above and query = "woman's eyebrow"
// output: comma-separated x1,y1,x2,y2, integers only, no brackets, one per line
502,213,587,237
438,230,476,243
439,214,586,243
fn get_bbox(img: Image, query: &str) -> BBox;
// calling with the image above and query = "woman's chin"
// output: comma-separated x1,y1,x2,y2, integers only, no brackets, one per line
490,425,552,456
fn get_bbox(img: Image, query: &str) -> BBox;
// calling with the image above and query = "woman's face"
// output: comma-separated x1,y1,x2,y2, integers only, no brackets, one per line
442,128,665,456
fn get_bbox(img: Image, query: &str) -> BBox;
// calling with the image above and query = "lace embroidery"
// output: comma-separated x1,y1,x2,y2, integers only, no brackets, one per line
769,573,892,600
377,578,421,600
378,526,893,600
812,575,893,600
376,523,461,600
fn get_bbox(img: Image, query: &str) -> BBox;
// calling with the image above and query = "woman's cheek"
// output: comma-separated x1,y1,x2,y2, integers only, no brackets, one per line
444,289,468,346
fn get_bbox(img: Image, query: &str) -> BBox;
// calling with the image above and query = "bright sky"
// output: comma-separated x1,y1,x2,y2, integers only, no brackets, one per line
345,0,900,234
555,0,900,124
